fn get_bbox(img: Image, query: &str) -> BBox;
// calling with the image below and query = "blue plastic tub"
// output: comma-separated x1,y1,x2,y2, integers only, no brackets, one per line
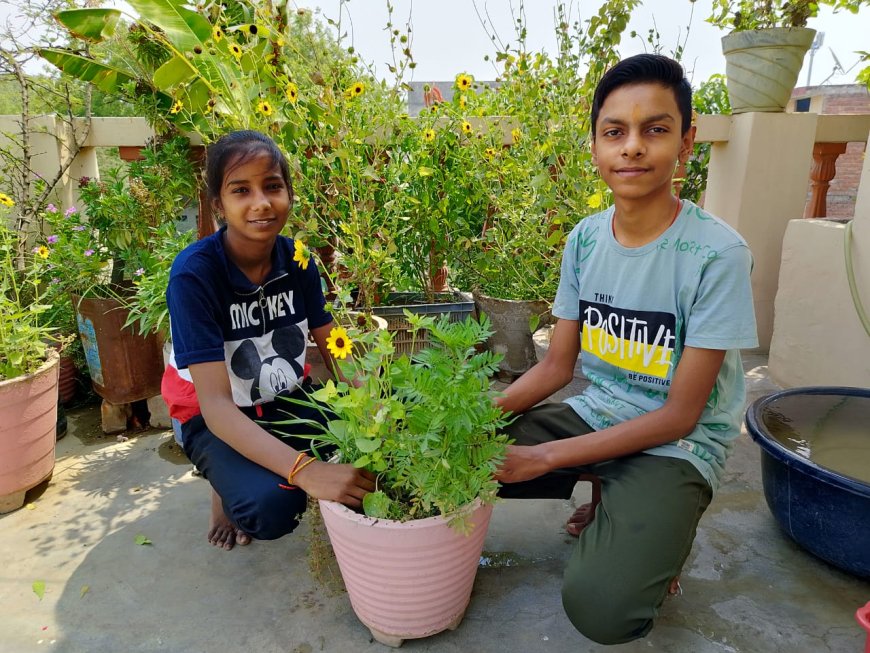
746,386,870,579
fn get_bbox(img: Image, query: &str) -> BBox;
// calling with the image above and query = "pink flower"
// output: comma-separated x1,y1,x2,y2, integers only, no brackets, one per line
84,249,94,257
47,235,59,244
73,225,86,231
51,277,60,285
64,207,77,217
134,267,145,276
46,203,58,213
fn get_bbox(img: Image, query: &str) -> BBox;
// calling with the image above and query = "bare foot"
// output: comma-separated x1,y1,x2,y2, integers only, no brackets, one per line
668,576,682,596
566,474,602,538
208,489,251,550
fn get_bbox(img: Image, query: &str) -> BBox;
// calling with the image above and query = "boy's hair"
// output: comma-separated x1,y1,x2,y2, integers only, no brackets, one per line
205,130,293,204
591,54,693,138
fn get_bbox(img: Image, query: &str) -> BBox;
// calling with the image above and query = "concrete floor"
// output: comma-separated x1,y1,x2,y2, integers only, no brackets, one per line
1,350,869,653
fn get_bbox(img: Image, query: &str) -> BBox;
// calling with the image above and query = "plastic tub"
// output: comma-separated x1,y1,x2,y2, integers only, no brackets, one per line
745,387,870,579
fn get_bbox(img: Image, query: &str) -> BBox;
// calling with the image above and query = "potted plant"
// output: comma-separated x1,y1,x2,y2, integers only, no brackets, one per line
706,0,857,112
41,137,196,407
284,312,510,646
0,198,59,513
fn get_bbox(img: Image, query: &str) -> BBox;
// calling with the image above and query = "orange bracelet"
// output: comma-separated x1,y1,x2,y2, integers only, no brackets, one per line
290,456,316,485
286,452,308,487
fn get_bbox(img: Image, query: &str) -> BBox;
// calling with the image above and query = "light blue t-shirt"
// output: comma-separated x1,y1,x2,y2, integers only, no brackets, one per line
552,200,758,491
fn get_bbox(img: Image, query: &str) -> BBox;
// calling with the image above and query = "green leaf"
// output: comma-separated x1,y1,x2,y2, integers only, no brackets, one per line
32,581,46,600
528,314,540,333
352,455,371,468
134,534,152,546
80,585,90,598
54,8,122,42
354,437,382,453
362,490,393,518
38,49,137,94
417,166,435,177
126,0,212,51
153,55,195,90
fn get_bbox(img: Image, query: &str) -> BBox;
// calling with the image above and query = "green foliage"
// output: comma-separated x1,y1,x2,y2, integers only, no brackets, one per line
285,314,511,530
0,205,54,380
707,0,864,30
681,74,731,204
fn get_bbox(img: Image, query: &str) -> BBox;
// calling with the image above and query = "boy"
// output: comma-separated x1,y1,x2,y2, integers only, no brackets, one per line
495,54,757,645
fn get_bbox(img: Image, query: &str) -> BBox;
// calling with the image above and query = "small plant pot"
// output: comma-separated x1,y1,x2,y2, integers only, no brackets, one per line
0,350,59,513
318,498,493,647
473,291,551,380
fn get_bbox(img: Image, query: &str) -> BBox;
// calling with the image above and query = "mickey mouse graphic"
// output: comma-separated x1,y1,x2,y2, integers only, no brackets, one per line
229,324,306,403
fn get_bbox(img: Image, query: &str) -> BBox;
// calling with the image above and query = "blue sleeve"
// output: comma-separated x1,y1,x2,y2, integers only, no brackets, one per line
685,244,758,349
296,244,332,329
553,230,581,320
167,271,226,369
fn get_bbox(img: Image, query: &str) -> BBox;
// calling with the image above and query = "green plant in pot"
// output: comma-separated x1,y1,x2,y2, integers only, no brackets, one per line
707,0,863,112
0,199,59,513
282,312,510,646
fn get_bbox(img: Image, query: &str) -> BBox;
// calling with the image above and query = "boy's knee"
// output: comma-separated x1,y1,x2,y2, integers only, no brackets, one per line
230,488,307,540
561,572,654,645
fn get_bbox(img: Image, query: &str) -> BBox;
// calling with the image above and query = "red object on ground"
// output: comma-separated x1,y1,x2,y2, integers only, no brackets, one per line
857,601,870,653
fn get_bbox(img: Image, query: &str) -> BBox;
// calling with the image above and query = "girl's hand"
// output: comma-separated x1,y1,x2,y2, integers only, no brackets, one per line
294,460,376,508
495,444,552,484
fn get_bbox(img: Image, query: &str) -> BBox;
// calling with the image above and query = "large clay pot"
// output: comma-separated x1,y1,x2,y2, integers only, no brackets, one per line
473,291,551,380
0,350,59,513
318,499,493,647
72,294,164,404
721,27,816,114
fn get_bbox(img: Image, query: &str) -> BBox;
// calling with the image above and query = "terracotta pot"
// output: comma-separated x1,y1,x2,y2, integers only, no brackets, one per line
319,498,493,647
473,291,552,379
0,350,59,513
57,354,79,405
72,294,164,404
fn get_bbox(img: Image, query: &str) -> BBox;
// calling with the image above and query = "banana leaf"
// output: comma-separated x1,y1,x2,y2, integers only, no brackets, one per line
126,0,212,51
54,8,123,42
38,49,136,94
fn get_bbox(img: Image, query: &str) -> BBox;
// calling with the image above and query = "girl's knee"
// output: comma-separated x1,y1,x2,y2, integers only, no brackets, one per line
561,572,654,645
229,488,307,541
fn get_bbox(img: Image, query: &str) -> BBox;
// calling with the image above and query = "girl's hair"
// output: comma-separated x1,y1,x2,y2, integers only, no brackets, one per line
205,130,293,204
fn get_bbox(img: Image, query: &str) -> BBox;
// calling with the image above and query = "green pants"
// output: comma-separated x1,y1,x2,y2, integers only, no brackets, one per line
499,403,713,645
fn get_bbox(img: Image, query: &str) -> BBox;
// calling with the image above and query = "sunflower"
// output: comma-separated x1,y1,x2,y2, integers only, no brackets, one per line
244,23,261,36
458,94,467,109
455,73,473,91
511,127,522,143
277,37,286,47
36,245,50,259
230,43,243,60
461,120,473,135
293,239,310,270
483,147,496,159
170,99,183,115
344,81,365,99
326,326,353,360
256,100,273,116
0,192,14,207
285,82,298,104
212,25,224,42
422,128,435,142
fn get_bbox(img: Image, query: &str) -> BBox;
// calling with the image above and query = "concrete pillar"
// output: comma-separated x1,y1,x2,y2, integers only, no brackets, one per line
705,112,818,350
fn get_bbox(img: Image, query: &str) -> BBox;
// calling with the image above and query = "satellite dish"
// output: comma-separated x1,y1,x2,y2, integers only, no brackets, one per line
829,48,845,73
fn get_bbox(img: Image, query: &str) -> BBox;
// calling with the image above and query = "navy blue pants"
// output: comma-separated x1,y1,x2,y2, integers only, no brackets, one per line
181,385,333,541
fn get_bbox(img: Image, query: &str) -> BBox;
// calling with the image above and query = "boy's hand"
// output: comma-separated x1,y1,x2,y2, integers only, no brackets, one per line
495,444,552,484
294,460,376,508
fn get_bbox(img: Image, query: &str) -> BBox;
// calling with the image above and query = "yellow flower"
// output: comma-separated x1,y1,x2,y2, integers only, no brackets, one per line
293,239,310,270
344,81,365,99
170,99,183,115
458,94,467,109
244,23,262,36
277,37,285,47
483,147,496,159
461,120,473,135
326,326,353,360
230,43,243,60
212,25,224,42
256,99,273,116
586,191,604,210
285,82,298,104
511,128,521,143
37,245,50,259
422,128,435,142
0,192,14,207
455,73,473,91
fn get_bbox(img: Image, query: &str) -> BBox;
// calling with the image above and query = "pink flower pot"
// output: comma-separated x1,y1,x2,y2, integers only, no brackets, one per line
0,350,59,513
318,498,493,647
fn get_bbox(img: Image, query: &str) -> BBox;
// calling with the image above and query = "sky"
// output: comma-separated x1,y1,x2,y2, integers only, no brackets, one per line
295,0,869,88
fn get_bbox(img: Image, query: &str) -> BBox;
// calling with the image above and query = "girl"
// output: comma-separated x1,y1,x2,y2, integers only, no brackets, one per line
162,130,374,550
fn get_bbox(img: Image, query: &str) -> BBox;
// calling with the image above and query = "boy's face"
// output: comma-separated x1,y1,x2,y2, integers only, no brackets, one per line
591,82,693,205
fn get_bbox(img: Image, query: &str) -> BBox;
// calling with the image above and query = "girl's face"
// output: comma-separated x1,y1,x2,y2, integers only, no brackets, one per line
214,151,290,247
